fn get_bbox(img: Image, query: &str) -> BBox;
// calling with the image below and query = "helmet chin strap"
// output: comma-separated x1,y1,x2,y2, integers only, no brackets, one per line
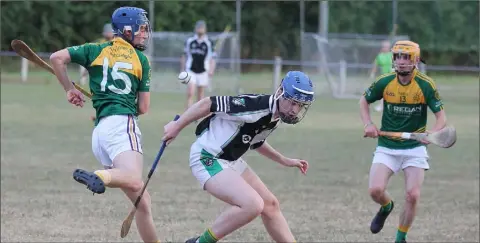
397,70,411,76
135,44,146,51
394,63,417,76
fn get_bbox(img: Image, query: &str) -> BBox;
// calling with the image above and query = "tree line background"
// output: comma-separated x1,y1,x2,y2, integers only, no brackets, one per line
1,1,478,67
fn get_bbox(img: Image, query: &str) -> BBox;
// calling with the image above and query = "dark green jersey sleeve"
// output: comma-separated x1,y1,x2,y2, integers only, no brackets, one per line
425,84,444,113
138,56,151,92
67,43,96,67
364,79,386,103
363,74,395,103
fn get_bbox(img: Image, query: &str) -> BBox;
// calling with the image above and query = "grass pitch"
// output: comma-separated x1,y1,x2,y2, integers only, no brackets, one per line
1,71,478,242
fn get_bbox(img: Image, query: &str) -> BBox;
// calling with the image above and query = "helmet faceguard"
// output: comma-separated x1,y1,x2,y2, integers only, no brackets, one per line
391,40,421,76
274,71,315,124
111,7,152,51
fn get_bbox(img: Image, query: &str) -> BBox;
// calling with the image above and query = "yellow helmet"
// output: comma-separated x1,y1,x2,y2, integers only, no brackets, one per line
391,40,421,76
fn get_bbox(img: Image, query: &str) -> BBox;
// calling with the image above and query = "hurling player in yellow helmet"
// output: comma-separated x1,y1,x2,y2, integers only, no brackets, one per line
360,40,447,243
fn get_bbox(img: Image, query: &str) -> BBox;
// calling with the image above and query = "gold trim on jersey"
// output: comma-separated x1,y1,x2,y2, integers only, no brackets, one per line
416,71,444,111
414,126,426,133
363,72,396,97
383,71,426,105
90,37,143,80
374,72,396,84
416,72,437,90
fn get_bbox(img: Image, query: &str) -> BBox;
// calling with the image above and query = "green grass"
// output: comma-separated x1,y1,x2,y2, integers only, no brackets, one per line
1,72,479,242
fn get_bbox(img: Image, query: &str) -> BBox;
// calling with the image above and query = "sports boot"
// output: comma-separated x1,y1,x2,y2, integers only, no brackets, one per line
73,169,106,194
185,236,200,243
370,201,394,233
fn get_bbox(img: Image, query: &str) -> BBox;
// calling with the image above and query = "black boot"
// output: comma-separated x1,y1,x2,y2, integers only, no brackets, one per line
73,169,106,194
370,201,394,234
185,236,200,243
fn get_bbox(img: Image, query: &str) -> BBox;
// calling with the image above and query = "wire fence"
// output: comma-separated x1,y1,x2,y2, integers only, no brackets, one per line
2,51,479,72
1,50,478,98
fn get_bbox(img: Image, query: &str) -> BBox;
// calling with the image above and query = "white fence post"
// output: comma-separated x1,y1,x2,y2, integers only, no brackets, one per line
79,66,86,85
419,62,427,74
21,58,28,82
339,60,347,96
273,56,282,93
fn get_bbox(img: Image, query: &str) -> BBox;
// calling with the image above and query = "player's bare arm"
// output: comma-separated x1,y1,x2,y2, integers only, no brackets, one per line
50,48,84,107
360,74,388,138
50,49,73,91
137,92,150,115
208,58,216,76
180,53,186,71
359,96,379,138
255,142,308,174
430,109,447,132
180,36,188,71
163,97,212,143
418,110,447,145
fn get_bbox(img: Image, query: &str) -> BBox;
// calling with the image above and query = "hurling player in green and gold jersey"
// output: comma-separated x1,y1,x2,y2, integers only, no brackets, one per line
50,7,161,243
359,40,446,243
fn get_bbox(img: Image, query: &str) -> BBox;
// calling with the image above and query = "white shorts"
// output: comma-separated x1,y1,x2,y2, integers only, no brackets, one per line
92,115,142,167
372,146,429,173
190,141,248,189
188,71,209,87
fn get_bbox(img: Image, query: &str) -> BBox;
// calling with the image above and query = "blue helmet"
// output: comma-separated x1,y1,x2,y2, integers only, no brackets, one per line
111,7,151,51
275,71,315,124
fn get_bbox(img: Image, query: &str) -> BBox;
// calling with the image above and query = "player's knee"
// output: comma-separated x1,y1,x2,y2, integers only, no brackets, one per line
405,188,421,205
243,195,264,218
126,179,143,192
261,194,280,217
369,186,385,199
136,190,152,214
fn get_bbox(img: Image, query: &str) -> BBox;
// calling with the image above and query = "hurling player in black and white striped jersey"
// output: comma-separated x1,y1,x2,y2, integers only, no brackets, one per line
162,71,315,243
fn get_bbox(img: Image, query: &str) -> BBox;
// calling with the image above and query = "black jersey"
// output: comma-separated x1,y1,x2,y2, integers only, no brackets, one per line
184,35,214,73
195,94,279,161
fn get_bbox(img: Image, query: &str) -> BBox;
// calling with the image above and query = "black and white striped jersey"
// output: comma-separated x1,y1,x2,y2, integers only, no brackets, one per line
183,34,214,73
195,94,280,161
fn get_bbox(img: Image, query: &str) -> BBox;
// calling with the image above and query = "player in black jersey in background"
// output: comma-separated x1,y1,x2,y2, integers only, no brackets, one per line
180,20,216,110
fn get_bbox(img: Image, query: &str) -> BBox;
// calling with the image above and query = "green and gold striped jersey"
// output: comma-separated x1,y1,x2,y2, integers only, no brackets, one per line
67,37,151,125
364,70,444,149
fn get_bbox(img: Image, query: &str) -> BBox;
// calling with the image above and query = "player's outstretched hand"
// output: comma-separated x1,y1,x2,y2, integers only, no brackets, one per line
66,88,85,108
282,158,309,175
364,123,379,138
162,121,181,145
